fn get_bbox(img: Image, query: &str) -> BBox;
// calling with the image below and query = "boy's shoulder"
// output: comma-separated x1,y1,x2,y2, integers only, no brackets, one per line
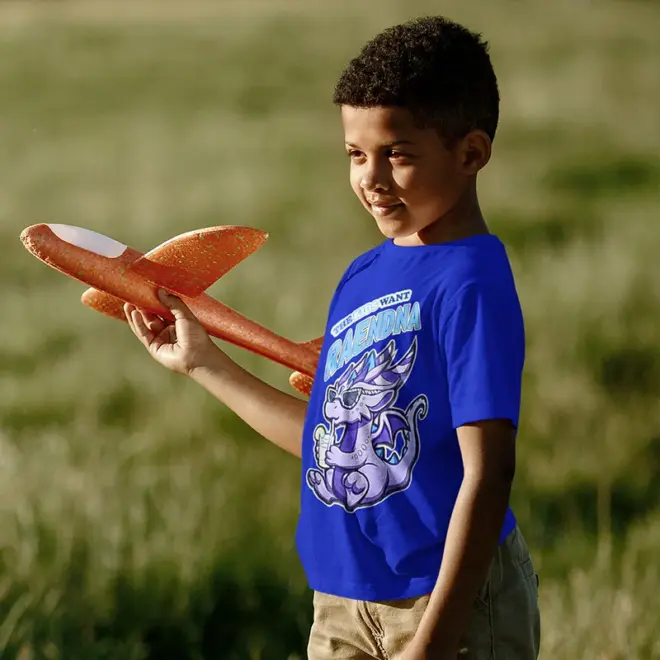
334,242,386,292
423,236,521,327
437,236,523,324
332,235,517,302
383,234,516,302
324,243,385,316
439,234,514,289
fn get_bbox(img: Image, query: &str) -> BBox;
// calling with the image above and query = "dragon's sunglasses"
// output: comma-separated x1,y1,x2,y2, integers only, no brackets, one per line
327,386,362,409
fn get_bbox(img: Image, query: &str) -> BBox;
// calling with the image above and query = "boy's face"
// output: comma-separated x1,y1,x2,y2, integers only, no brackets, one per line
341,105,486,245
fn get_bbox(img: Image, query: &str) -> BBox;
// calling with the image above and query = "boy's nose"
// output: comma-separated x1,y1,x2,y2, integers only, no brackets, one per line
360,177,391,193
360,166,391,192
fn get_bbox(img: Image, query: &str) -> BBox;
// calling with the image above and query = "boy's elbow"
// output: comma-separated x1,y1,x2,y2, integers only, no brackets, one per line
466,462,515,490
492,440,516,484
496,458,516,486
484,445,516,486
466,449,516,489
464,470,514,503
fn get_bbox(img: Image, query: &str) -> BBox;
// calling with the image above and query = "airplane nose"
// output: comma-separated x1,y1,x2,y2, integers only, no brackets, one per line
20,223,128,259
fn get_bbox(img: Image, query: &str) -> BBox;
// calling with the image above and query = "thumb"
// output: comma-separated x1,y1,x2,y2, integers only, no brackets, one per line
157,289,196,322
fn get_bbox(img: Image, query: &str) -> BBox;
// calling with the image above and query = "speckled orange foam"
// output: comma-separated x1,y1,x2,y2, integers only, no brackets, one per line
21,223,322,394
289,371,315,397
129,226,269,298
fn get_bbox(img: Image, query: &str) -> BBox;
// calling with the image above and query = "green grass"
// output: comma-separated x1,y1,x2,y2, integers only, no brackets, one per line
1,0,659,657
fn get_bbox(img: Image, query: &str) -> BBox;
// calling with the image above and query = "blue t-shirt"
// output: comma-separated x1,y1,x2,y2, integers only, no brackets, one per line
296,234,524,601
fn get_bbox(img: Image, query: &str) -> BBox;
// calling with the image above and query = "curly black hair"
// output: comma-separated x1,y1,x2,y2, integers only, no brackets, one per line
333,16,499,143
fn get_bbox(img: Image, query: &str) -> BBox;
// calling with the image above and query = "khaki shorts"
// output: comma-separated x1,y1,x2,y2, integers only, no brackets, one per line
308,526,540,659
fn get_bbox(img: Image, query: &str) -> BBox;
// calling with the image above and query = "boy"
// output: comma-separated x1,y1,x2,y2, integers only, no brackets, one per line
124,16,540,660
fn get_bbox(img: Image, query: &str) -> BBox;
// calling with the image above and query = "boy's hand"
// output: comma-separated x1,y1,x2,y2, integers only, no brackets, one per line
399,643,428,660
124,289,219,376
123,289,307,459
400,638,452,660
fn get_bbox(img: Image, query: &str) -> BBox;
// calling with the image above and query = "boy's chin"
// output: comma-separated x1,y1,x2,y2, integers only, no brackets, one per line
373,219,417,241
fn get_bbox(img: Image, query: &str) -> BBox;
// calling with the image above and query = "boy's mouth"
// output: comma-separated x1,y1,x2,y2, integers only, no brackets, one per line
369,201,404,217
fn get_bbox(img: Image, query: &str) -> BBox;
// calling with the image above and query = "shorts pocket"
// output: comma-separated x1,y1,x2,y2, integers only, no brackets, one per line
519,557,535,579
520,552,540,597
474,562,492,612
459,590,494,658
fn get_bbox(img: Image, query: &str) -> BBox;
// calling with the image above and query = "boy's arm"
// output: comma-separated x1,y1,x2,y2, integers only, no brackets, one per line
125,292,308,459
406,419,515,659
190,351,308,459
405,277,524,659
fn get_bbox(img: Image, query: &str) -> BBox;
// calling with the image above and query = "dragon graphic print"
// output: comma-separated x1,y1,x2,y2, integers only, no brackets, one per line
307,291,428,513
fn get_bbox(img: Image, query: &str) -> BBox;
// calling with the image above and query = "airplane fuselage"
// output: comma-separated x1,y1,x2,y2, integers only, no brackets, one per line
20,224,319,377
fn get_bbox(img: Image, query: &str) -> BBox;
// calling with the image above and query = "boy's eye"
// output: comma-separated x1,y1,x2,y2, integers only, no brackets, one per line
346,149,411,162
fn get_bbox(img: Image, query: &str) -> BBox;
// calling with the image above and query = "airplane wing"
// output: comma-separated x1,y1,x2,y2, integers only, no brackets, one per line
22,223,268,299
127,225,268,298
79,225,268,315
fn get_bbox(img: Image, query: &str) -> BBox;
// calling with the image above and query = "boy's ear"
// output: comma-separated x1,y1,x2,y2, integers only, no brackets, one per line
458,130,492,175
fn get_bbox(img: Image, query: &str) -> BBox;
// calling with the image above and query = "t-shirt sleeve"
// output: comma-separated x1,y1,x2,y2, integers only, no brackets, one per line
440,281,525,429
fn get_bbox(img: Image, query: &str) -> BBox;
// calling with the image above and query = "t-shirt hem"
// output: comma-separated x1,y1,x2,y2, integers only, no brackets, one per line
304,515,518,603
308,576,438,602
452,408,519,430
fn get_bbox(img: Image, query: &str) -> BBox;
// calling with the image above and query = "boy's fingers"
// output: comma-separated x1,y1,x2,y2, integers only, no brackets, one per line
130,309,154,346
124,303,169,350
155,324,175,347
124,304,139,336
148,318,167,334
140,308,160,324
137,308,166,334
157,289,197,323
124,303,135,323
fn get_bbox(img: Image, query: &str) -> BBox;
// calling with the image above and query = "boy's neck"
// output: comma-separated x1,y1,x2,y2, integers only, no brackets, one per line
396,186,489,247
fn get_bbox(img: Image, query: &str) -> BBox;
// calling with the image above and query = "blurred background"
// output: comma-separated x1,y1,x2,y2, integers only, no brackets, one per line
1,0,659,658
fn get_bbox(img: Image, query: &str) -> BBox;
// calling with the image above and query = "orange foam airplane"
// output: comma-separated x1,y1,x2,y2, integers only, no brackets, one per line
20,223,319,396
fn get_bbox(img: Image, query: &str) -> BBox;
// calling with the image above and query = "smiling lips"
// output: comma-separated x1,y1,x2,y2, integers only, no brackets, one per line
369,200,404,216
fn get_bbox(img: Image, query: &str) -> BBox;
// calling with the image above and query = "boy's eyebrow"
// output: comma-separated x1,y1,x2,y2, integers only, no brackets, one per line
345,140,415,148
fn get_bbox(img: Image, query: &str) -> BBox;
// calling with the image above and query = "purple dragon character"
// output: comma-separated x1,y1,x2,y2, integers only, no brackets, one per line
307,337,427,512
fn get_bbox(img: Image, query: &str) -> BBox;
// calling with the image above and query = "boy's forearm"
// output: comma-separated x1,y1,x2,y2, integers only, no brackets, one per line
414,475,512,657
190,350,307,458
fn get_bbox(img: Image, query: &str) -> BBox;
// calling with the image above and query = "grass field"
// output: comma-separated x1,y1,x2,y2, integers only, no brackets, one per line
1,0,659,658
